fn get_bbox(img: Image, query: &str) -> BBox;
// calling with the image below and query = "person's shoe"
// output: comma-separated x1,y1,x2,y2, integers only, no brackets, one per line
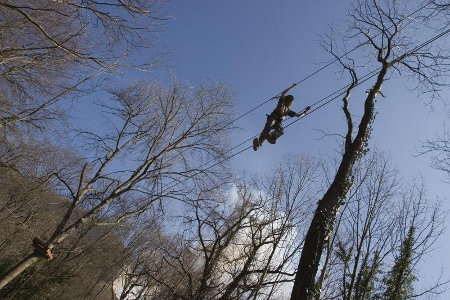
266,133,276,144
253,138,260,151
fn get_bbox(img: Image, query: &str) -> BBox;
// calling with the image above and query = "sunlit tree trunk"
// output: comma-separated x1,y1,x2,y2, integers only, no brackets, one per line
0,252,42,290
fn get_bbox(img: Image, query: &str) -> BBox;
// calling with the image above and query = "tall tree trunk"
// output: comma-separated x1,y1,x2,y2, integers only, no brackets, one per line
0,251,43,289
290,66,388,300
0,213,86,289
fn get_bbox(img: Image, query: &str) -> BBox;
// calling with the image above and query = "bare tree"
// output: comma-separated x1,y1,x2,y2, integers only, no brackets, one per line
0,165,125,300
112,154,321,300
105,214,166,300
290,1,450,299
316,150,447,300
0,79,237,289
422,125,450,181
0,0,170,129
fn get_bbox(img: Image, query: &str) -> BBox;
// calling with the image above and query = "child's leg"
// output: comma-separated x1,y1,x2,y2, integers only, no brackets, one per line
258,117,275,145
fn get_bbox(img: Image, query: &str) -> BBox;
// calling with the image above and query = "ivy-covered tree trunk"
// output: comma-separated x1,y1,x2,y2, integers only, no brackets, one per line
288,0,450,296
290,64,389,300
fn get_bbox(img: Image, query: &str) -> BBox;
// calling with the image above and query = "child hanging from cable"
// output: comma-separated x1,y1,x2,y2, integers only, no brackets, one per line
253,83,310,151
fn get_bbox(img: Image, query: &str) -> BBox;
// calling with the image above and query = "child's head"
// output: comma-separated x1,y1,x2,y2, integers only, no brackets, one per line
285,95,294,104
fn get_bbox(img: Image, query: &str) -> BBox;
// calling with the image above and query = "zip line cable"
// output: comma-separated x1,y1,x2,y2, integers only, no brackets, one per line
160,23,450,196
225,0,435,122
146,0,441,199
285,67,385,129
157,70,381,196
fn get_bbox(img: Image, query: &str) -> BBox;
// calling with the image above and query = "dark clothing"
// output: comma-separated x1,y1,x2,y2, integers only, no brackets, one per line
261,112,283,140
259,96,297,143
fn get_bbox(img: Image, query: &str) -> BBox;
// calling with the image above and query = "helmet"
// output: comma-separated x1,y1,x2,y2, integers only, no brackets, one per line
285,95,294,102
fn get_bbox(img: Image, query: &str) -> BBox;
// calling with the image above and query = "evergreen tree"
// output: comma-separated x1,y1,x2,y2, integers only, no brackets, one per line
380,226,416,300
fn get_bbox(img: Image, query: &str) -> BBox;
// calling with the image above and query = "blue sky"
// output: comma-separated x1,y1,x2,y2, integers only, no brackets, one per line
158,1,449,181
73,0,449,296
